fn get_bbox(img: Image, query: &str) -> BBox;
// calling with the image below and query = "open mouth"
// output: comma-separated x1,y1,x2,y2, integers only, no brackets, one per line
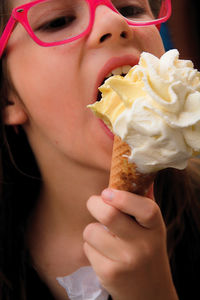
97,65,132,102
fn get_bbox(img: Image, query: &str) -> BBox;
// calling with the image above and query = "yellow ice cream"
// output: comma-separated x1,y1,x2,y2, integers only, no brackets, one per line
88,67,146,129
88,49,200,173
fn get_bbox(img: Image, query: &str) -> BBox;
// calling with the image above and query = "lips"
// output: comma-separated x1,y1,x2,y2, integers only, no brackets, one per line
93,55,139,103
89,55,139,139
97,64,132,101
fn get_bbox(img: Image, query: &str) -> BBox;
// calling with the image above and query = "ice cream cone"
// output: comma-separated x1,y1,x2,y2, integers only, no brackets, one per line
109,135,155,196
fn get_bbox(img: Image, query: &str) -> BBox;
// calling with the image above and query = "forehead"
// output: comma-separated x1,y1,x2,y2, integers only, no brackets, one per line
11,0,42,8
11,0,155,7
10,0,156,10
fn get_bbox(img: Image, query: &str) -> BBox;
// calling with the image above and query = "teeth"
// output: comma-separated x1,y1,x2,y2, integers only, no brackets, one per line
122,65,132,74
112,67,123,75
105,65,132,78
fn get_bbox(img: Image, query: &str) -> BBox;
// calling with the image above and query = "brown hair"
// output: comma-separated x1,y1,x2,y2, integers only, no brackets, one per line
0,3,41,299
155,159,200,257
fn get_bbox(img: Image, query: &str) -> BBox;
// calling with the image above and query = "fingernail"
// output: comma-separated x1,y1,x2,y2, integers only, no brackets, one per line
102,188,114,201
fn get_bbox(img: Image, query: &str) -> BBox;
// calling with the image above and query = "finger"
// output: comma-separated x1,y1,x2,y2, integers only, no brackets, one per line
87,195,140,239
83,222,126,261
83,241,120,287
101,189,164,230
146,183,155,200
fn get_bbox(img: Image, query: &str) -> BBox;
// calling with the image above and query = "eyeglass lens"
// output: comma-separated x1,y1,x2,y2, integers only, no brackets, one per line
27,0,167,43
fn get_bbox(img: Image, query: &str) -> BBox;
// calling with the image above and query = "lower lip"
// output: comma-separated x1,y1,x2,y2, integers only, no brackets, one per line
99,119,114,140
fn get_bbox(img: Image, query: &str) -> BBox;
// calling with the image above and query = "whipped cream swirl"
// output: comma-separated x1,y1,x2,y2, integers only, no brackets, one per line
89,49,200,173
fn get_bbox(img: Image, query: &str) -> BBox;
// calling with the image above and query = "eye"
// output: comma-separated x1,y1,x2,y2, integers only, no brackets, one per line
117,5,146,19
38,15,76,32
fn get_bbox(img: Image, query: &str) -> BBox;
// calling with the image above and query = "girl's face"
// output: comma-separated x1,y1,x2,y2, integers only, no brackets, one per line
5,0,165,173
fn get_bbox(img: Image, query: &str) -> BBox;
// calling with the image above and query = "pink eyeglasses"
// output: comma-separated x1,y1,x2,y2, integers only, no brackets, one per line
0,0,172,58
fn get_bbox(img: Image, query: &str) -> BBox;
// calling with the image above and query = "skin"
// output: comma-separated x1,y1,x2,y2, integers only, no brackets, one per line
3,1,178,299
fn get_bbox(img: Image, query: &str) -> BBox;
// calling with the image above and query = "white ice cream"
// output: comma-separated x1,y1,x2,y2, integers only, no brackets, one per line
88,49,200,173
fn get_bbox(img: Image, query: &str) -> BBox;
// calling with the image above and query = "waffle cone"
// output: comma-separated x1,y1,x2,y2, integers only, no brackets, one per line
109,135,155,195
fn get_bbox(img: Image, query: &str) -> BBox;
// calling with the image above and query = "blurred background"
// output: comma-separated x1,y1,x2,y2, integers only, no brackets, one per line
160,0,200,70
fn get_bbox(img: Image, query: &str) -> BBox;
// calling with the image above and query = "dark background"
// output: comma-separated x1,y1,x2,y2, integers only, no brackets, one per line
161,0,200,70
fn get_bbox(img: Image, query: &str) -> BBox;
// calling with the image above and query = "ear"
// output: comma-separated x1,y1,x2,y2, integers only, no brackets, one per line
2,96,28,126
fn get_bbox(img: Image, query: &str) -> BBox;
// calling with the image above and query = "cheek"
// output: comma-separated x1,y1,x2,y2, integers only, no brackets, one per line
7,46,83,124
135,27,165,57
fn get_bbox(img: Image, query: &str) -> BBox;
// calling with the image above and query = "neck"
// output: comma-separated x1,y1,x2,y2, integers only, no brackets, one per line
27,154,110,283
28,150,110,247
39,162,109,233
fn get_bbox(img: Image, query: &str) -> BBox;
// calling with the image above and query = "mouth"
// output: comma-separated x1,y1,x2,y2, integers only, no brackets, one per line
97,65,132,102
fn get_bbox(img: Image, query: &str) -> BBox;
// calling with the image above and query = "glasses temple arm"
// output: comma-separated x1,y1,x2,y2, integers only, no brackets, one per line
0,16,17,58
156,0,171,32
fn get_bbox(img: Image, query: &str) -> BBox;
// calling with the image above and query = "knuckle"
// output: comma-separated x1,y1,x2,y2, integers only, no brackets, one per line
122,246,150,270
101,264,121,284
83,222,96,241
124,244,154,270
100,206,119,227
140,240,155,258
144,201,161,224
87,195,98,210
122,251,137,269
137,234,167,262
115,191,128,210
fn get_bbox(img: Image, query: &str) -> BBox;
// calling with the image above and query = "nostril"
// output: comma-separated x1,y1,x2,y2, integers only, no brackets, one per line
120,31,127,38
99,30,129,43
100,33,112,43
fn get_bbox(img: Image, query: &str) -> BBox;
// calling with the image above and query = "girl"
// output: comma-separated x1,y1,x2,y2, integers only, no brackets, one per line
0,0,200,299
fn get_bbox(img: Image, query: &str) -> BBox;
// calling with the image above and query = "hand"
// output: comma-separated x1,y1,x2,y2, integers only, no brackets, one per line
83,188,179,300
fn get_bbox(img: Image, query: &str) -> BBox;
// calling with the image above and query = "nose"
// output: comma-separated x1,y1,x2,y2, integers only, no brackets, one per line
86,5,134,47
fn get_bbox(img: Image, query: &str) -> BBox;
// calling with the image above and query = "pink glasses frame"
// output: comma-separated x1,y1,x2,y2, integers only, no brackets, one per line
0,0,172,58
